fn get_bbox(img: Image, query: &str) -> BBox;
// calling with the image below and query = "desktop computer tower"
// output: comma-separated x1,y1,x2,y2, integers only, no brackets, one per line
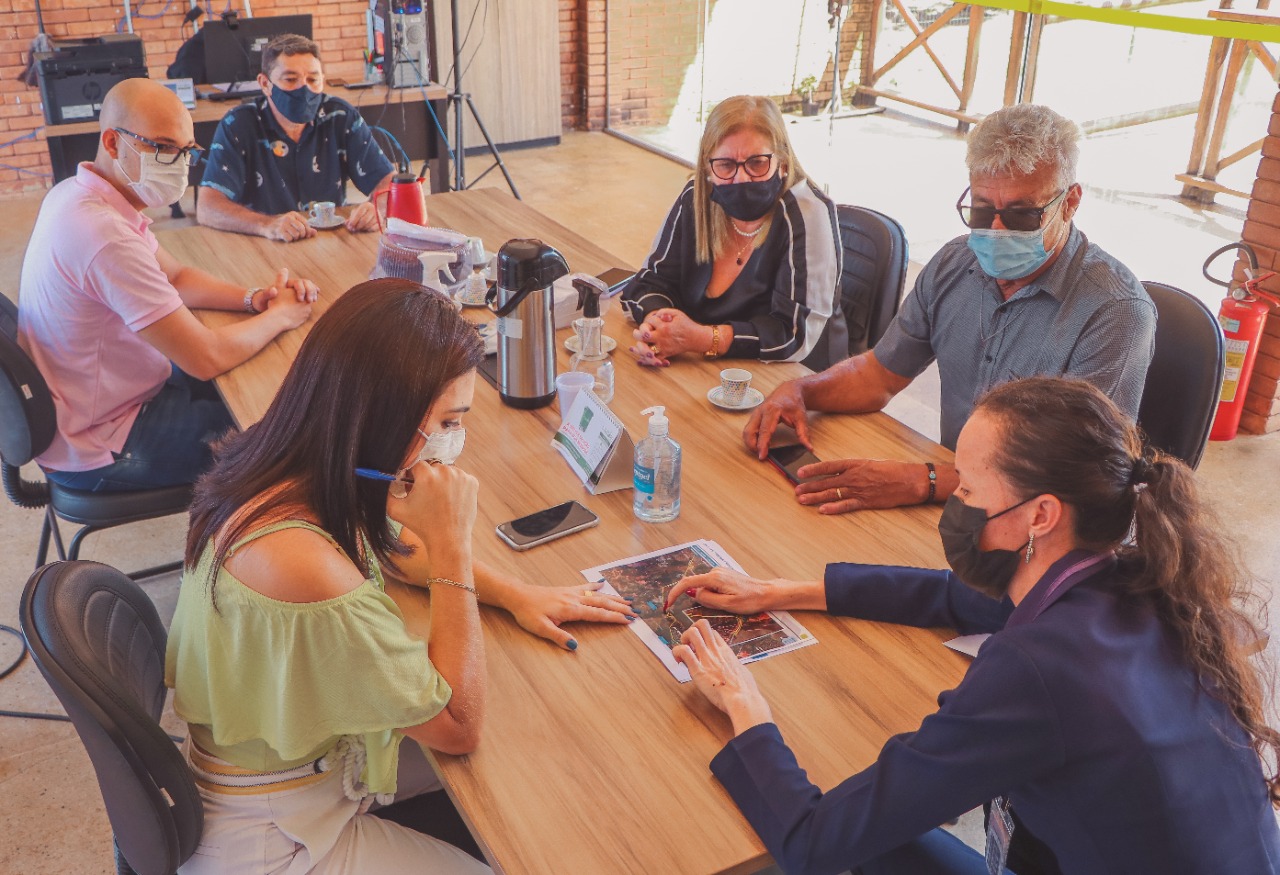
370,0,431,88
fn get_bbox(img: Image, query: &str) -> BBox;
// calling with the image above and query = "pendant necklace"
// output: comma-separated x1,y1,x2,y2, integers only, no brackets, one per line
731,220,765,266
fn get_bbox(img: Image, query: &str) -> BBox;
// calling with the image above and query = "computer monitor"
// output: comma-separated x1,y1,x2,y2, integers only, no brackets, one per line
202,14,314,86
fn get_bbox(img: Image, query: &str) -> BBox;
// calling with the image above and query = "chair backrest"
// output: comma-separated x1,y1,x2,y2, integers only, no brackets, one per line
835,204,909,356
1137,281,1225,469
20,561,202,875
0,294,56,467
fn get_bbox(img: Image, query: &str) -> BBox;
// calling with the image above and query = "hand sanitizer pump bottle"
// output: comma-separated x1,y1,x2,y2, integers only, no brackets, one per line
569,278,615,404
633,406,681,523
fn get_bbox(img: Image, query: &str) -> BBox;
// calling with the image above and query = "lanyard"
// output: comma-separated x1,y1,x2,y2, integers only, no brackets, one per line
1023,550,1114,624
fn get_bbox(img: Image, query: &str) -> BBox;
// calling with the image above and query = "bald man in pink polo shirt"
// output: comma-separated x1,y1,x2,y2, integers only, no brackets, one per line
19,79,318,492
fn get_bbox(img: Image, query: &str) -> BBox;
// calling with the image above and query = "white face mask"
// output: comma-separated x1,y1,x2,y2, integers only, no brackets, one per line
408,427,466,467
117,137,190,208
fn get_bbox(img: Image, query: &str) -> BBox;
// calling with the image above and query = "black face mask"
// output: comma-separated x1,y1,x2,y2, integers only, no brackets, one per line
270,83,323,125
937,494,1033,599
709,172,786,222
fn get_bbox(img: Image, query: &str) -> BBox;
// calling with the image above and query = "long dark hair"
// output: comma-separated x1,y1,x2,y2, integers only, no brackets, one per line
185,279,484,585
976,377,1280,804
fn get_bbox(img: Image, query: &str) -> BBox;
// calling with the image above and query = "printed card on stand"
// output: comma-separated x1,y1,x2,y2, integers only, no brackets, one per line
551,390,635,494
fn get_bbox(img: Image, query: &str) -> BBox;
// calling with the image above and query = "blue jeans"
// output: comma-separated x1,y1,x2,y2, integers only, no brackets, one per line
46,367,235,492
858,828,1011,875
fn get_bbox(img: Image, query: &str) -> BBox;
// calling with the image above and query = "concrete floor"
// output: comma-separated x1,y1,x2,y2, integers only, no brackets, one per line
0,130,1276,873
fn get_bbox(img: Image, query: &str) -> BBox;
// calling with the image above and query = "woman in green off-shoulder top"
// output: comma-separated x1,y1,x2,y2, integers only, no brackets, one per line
166,279,631,874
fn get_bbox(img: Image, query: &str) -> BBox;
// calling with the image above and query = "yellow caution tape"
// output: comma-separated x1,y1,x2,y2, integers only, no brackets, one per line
961,0,1280,42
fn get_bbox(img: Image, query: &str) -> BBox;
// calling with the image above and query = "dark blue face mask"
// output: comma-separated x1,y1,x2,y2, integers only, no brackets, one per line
269,83,323,125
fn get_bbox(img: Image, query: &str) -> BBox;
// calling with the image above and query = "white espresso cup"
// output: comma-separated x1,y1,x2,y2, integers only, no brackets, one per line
309,201,336,225
719,368,752,406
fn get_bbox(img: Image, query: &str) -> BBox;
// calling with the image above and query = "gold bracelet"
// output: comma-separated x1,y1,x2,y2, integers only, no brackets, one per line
425,576,477,595
705,324,722,357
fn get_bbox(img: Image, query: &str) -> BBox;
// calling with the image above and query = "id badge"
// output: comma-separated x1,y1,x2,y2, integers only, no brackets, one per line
985,795,1014,875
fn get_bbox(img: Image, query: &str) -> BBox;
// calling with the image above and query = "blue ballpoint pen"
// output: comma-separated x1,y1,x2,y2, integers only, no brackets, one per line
354,467,412,488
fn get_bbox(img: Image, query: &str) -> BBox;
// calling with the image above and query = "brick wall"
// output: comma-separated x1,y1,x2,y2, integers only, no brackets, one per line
559,0,881,133
605,0,701,130
0,0,370,198
1234,87,1280,435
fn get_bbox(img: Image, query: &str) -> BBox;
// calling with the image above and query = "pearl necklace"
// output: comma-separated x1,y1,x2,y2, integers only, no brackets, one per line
731,220,765,266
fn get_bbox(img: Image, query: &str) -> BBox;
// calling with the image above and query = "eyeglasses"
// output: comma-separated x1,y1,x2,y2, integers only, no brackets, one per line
113,128,204,167
708,153,775,181
955,187,1066,232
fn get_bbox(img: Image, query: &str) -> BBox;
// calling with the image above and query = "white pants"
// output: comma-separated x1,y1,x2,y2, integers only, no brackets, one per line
179,742,491,875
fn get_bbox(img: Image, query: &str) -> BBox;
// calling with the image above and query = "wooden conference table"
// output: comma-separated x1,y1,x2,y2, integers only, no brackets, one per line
160,188,967,875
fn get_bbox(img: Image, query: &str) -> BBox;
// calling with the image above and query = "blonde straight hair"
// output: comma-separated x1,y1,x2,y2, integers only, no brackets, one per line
693,96,807,264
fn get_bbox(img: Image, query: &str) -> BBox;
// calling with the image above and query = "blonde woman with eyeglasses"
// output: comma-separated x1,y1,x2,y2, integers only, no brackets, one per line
622,95,846,372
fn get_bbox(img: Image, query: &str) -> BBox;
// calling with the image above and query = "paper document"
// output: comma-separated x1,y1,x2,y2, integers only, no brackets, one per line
944,633,990,658
582,540,816,682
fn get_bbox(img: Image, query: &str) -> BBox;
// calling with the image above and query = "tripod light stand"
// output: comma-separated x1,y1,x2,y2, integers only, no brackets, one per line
445,0,519,198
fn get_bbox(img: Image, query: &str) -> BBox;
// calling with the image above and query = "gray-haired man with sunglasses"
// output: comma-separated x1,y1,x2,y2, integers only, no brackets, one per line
18,78,319,492
745,103,1154,513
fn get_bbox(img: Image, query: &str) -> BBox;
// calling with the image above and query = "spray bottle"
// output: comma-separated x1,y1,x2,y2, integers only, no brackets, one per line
417,251,460,309
569,276,615,403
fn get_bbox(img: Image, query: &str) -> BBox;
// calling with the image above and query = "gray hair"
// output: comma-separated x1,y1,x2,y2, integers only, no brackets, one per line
966,104,1080,190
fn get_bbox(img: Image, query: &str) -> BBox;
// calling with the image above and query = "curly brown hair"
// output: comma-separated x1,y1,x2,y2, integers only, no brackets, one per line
976,376,1280,806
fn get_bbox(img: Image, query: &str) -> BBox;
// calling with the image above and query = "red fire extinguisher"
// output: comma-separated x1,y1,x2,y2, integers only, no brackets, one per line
1203,242,1280,441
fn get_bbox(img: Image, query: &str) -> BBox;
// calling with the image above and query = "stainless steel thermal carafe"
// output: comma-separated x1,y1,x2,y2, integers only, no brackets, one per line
487,239,570,408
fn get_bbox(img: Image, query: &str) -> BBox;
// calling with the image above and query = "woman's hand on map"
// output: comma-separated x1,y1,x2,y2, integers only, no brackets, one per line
665,568,828,614
506,579,637,652
665,568,776,613
673,620,773,733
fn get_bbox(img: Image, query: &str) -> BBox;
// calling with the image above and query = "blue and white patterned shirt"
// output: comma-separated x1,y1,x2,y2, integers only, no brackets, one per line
199,95,394,214
874,226,1156,449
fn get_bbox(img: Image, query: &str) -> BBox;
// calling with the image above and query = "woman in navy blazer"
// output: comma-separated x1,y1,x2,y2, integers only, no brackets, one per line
670,377,1280,875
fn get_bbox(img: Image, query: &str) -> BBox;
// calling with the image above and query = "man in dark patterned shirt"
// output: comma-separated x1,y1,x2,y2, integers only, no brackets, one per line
745,104,1156,514
198,34,396,242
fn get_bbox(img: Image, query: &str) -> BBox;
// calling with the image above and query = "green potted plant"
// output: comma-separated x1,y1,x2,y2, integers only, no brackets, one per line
798,75,820,116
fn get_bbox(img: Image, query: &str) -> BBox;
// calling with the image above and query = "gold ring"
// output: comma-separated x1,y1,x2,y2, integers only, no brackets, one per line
650,344,661,357
582,589,594,598
836,488,844,500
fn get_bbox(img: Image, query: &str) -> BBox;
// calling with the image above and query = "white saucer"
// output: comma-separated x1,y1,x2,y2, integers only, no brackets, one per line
564,335,618,354
308,216,345,230
708,386,764,411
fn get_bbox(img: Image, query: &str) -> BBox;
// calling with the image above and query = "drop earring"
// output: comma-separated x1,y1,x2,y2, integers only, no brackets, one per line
1025,532,1035,564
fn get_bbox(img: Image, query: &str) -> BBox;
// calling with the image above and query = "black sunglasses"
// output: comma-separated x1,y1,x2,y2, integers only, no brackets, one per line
955,187,1066,232
114,128,204,167
708,153,775,181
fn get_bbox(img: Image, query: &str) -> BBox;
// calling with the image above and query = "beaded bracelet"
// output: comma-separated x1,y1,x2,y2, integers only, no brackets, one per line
426,577,477,595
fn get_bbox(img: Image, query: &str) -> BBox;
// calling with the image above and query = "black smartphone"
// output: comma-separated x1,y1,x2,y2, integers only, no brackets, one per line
496,500,600,551
595,267,635,295
767,444,822,484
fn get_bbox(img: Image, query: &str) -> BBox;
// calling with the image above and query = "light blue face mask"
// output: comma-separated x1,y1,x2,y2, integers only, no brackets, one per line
967,227,1051,280
966,193,1066,280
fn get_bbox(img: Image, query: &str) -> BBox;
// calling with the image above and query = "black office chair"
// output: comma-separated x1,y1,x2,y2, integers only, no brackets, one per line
835,204,909,357
20,561,203,875
1137,281,1225,469
0,295,192,576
